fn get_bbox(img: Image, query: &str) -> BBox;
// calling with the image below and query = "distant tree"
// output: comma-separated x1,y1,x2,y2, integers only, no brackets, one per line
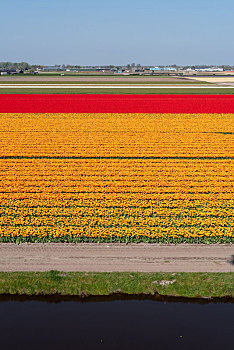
0,61,30,70
221,65,231,71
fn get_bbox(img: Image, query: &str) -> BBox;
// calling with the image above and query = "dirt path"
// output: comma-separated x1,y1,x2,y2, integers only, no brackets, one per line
0,244,233,272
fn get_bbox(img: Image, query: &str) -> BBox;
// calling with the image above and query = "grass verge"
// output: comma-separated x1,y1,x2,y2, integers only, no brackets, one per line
0,272,233,299
0,88,233,94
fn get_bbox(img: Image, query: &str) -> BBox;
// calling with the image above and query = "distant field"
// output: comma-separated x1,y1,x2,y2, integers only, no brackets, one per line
0,76,200,83
0,80,210,85
23,73,181,77
0,88,233,94
0,73,179,78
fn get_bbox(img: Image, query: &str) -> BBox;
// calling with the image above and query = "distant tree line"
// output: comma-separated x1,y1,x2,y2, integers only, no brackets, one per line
0,62,30,70
0,62,43,71
1,62,233,72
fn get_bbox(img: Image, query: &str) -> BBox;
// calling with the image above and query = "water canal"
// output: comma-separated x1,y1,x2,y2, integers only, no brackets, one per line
0,296,233,350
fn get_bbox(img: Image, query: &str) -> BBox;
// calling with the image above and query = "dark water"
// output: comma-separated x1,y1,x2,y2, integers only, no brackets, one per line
0,296,233,350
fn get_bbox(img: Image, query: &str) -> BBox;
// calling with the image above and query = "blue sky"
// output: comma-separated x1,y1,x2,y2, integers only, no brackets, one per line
1,0,233,65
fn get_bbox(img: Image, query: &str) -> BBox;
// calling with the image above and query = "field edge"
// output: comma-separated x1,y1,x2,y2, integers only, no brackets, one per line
1,237,233,244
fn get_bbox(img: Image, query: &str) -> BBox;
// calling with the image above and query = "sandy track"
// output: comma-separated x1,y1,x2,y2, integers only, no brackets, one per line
187,77,234,84
0,244,233,272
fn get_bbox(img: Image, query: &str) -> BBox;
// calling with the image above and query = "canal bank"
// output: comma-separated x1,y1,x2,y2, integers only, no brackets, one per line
0,271,233,299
